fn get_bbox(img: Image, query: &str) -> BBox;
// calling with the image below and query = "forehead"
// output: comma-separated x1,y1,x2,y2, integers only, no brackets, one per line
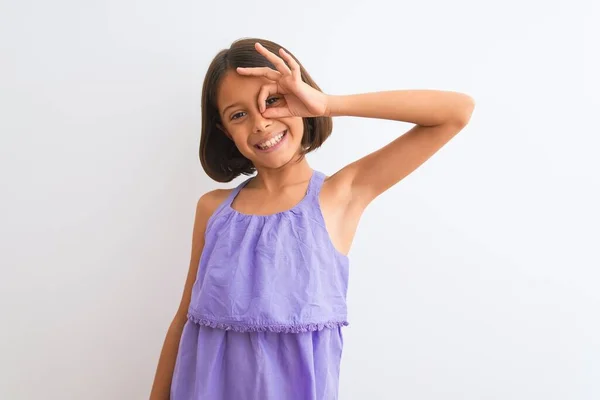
217,70,272,110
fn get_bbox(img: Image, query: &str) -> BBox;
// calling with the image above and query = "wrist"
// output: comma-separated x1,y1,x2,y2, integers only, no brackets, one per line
324,94,340,118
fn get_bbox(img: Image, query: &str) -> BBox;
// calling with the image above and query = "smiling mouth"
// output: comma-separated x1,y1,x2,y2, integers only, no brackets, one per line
254,130,288,151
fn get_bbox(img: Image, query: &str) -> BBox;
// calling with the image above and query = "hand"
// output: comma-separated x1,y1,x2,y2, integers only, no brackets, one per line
236,42,330,119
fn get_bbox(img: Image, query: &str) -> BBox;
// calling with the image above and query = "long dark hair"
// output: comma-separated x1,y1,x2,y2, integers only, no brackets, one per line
199,38,333,182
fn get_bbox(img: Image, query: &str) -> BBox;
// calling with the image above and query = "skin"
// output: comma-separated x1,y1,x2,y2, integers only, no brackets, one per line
215,69,358,256
149,42,475,399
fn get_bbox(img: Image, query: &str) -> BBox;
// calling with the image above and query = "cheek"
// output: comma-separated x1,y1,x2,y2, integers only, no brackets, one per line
227,126,248,144
285,118,305,138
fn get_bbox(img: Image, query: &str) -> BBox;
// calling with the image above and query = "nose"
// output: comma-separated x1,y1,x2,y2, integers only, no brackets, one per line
252,111,273,134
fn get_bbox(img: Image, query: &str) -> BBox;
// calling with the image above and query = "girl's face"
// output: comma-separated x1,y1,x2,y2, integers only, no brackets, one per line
216,70,305,169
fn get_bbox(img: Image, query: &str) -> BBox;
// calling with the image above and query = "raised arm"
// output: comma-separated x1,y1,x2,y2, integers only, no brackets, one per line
327,90,475,210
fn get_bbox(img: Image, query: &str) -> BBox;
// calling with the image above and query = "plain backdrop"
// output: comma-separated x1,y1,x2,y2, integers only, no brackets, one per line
1,0,598,399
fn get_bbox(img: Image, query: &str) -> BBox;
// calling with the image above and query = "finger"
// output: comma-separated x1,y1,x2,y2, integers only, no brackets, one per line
262,106,292,119
278,48,301,79
255,42,292,76
236,66,281,81
257,82,279,113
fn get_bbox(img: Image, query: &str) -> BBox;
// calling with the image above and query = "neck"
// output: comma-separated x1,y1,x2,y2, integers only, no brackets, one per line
250,160,313,192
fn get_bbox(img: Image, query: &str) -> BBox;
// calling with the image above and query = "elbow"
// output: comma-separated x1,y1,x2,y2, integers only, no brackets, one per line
454,95,475,126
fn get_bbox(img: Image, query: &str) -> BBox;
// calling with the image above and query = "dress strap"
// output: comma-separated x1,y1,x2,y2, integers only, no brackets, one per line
222,175,254,209
219,170,324,215
230,170,322,203
306,170,326,198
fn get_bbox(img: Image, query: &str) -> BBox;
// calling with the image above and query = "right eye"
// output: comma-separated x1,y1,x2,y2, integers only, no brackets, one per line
231,112,245,121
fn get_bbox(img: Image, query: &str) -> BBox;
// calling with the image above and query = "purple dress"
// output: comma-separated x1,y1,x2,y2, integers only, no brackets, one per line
170,169,350,400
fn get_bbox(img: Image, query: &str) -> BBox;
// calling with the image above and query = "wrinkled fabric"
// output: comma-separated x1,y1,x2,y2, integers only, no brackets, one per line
171,170,350,400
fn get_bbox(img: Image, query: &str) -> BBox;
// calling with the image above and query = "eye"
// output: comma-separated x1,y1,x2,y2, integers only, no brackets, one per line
231,112,245,121
230,97,280,121
266,96,279,106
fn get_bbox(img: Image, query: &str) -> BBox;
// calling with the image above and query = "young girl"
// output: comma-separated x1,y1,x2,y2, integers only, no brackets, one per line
150,38,475,400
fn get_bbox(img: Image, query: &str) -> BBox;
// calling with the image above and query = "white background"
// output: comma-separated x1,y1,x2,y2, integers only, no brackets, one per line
1,0,599,399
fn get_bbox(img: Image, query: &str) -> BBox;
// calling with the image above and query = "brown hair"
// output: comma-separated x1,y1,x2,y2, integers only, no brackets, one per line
199,38,333,182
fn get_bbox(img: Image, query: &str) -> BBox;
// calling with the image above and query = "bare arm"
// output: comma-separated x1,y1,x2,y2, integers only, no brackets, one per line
326,90,475,209
149,191,218,399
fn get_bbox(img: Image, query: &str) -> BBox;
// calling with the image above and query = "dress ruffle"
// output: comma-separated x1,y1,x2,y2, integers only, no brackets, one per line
187,313,349,333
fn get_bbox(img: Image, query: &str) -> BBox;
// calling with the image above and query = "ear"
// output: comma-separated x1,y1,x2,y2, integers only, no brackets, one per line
216,122,232,140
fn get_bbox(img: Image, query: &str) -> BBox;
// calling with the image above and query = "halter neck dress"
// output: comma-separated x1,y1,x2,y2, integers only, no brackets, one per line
170,169,350,400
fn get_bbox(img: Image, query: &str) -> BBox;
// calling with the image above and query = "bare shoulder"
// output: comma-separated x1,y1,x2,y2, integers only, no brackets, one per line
197,187,231,216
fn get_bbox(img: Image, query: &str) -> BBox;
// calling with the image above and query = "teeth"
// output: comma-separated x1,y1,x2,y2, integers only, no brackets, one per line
257,131,285,149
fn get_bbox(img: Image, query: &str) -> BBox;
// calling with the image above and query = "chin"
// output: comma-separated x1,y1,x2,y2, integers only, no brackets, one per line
253,149,302,170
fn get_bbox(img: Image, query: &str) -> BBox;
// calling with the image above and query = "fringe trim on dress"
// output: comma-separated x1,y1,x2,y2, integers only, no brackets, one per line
187,313,349,333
